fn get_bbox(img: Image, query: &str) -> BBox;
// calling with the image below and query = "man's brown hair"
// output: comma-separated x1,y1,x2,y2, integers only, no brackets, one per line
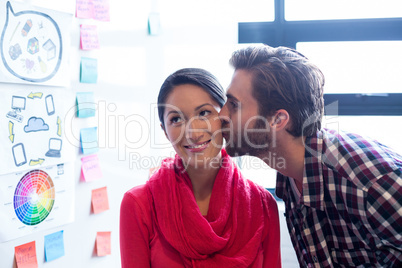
230,45,325,137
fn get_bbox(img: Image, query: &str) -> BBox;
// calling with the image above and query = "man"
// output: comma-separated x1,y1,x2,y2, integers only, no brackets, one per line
219,44,402,267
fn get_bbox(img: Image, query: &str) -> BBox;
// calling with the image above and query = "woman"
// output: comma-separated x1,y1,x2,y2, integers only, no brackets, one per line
120,68,281,267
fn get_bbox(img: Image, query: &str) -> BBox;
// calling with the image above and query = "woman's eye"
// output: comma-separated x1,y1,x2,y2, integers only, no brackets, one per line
170,116,182,124
199,110,211,117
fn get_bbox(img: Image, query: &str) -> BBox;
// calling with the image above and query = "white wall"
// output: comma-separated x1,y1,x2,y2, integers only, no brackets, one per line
0,0,280,267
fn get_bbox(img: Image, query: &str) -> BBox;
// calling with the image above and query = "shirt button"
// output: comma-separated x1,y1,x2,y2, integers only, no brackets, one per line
313,256,318,263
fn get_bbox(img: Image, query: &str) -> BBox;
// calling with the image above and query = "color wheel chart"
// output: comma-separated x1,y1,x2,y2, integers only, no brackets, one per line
14,169,55,225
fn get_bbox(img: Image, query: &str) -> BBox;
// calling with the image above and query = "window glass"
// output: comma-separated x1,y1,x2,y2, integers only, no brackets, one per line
296,41,402,94
322,116,402,154
160,0,274,27
285,0,402,21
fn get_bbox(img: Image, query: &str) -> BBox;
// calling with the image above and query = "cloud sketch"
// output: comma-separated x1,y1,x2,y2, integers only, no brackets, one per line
24,117,49,132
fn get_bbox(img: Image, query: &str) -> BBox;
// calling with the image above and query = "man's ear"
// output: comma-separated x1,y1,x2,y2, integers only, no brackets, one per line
161,124,169,140
270,109,289,131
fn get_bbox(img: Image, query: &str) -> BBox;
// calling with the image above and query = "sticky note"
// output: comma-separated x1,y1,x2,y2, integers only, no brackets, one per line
76,0,110,21
44,231,65,262
80,25,100,50
80,127,99,155
80,57,98,84
15,241,38,268
92,186,109,214
93,0,110,22
76,0,93,19
81,154,102,182
148,13,161,35
96,231,111,256
76,92,96,118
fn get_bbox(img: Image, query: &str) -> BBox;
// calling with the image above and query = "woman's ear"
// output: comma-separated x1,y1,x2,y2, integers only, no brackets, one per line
161,124,169,140
270,109,289,131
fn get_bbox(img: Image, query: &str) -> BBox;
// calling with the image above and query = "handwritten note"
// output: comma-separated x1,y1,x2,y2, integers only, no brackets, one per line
15,241,38,268
76,92,96,118
96,231,111,256
80,25,100,50
93,0,110,21
92,186,109,214
81,154,102,182
80,127,99,155
76,0,110,21
76,0,93,19
44,231,65,262
80,57,98,84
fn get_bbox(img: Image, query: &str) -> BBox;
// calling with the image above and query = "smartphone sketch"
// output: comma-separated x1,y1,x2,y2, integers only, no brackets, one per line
12,143,27,167
45,94,55,115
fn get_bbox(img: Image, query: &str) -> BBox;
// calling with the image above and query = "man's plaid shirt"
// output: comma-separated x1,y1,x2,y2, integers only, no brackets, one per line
276,129,402,267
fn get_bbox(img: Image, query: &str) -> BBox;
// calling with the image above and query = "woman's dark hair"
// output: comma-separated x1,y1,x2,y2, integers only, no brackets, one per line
157,68,226,127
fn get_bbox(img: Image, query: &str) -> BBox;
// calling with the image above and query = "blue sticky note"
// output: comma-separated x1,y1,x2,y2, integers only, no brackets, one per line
148,13,161,35
80,127,99,154
44,230,65,262
80,57,98,83
76,92,96,118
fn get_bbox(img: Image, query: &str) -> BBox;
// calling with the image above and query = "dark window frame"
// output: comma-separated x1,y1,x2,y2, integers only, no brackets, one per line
238,0,402,115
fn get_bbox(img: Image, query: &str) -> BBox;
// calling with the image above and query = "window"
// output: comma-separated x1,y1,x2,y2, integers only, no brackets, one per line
238,0,402,115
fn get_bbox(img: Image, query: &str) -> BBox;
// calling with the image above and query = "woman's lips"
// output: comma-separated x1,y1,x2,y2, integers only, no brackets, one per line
184,140,211,152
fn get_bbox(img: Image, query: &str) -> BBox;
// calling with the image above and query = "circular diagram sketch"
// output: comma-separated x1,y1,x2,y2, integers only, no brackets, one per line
13,169,55,225
0,1,62,82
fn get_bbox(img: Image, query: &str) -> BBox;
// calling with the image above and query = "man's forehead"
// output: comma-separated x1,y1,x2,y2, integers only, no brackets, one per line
226,70,254,102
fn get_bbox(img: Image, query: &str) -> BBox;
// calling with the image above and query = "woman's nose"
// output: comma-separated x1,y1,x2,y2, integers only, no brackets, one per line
185,118,205,143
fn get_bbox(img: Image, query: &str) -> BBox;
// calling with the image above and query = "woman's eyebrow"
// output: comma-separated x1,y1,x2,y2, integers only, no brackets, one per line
194,103,214,111
166,110,180,116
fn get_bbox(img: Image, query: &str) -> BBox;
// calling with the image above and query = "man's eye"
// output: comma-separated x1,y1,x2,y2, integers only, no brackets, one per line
230,101,238,109
199,110,211,117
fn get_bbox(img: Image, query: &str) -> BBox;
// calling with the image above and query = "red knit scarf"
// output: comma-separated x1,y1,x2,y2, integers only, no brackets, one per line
147,149,266,267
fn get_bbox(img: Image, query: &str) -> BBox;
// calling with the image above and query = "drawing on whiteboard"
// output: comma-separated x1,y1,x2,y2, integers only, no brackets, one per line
56,116,61,137
0,1,62,82
13,169,55,226
6,95,25,123
12,142,26,166
45,94,55,115
29,158,44,166
45,138,62,158
24,116,49,132
0,163,74,242
8,120,14,142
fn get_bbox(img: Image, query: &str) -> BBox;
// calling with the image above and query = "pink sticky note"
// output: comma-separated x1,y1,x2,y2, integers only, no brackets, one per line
81,154,102,182
80,25,100,50
15,241,38,268
76,0,93,19
96,232,111,256
91,186,109,214
93,0,110,21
